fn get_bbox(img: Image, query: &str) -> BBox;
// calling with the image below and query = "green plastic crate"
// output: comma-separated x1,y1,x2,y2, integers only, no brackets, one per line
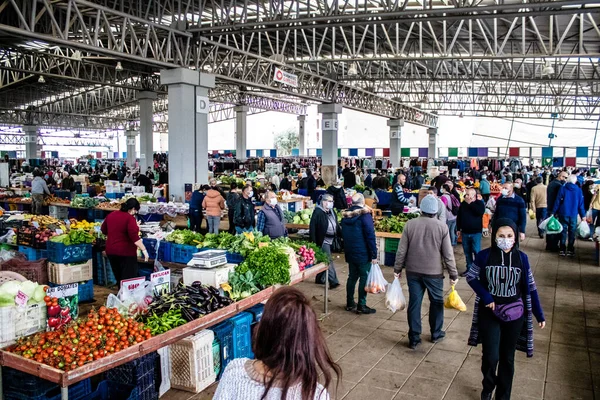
384,238,400,253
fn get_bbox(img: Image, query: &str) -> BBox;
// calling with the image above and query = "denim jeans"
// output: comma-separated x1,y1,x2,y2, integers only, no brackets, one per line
206,215,221,234
461,232,482,272
446,219,457,246
559,215,578,252
535,208,547,236
406,275,444,343
346,262,371,307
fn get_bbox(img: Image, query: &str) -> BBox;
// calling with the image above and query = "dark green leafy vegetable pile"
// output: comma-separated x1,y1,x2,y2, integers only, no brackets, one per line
374,213,420,233
165,229,204,245
228,231,271,257
223,270,262,301
49,229,95,245
236,246,290,286
200,232,236,249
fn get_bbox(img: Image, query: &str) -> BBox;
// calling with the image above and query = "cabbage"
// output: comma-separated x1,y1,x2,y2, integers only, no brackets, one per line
32,285,46,303
19,281,37,298
0,281,20,297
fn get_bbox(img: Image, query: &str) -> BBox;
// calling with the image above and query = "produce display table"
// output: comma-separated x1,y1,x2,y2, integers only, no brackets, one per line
278,197,309,213
0,263,329,399
375,231,402,239
285,223,310,230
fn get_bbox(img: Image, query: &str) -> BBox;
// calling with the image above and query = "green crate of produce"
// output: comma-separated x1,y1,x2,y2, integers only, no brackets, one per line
384,238,400,253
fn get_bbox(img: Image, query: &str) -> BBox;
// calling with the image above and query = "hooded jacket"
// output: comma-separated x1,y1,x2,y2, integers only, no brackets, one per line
340,206,377,265
551,182,586,219
546,178,563,213
202,189,225,217
326,185,348,210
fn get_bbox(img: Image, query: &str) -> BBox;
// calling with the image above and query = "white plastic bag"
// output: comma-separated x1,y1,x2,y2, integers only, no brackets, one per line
538,217,552,231
586,209,594,224
116,281,155,317
365,263,388,294
385,277,406,313
577,221,590,239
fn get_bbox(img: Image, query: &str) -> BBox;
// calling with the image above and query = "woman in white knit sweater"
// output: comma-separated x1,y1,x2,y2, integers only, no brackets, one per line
214,287,341,400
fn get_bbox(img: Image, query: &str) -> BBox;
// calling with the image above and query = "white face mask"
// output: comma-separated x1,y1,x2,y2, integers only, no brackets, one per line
325,201,334,209
501,189,509,196
496,237,515,251
514,183,521,188
269,198,278,206
248,191,254,198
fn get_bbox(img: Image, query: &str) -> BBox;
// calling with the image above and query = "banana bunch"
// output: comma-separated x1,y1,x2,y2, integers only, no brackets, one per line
29,215,61,227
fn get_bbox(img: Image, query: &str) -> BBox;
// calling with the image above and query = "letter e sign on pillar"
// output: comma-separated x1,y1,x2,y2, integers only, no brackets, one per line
196,96,209,114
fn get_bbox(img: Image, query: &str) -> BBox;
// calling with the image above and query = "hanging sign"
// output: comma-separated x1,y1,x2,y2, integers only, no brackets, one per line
548,133,556,139
415,112,424,122
273,67,298,88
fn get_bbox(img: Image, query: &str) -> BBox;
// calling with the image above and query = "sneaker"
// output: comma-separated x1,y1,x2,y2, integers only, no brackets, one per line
567,251,575,257
432,331,446,343
460,271,469,278
329,283,340,290
409,340,421,350
481,392,493,400
345,305,356,312
559,251,566,256
356,305,376,315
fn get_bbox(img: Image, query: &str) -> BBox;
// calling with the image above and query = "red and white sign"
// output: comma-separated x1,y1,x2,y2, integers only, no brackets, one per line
121,277,146,293
415,112,424,122
273,67,298,88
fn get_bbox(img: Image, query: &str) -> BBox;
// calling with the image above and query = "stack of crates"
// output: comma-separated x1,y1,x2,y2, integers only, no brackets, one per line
384,238,400,266
170,330,215,393
47,241,94,303
105,352,159,400
209,312,253,379
2,368,91,400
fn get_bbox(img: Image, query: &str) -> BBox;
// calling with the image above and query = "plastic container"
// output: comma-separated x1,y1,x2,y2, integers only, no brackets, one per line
49,205,69,220
87,209,105,221
4,253,48,283
0,302,47,348
159,241,171,262
48,259,93,284
170,330,216,393
142,238,158,260
157,346,172,397
171,244,199,264
17,228,45,249
384,238,400,253
47,242,92,264
88,381,138,400
210,320,234,379
53,190,73,200
182,264,235,288
105,192,125,199
2,368,91,400
211,340,220,377
225,252,243,264
105,352,158,400
229,312,253,359
92,253,117,287
384,252,396,267
17,246,48,262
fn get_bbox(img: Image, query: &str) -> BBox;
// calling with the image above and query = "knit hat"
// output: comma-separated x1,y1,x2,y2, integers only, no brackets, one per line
420,195,438,214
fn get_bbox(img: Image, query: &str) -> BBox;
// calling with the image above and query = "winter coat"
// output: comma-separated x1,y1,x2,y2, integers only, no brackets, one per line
546,179,563,214
234,197,255,229
340,206,377,265
309,206,341,247
202,189,225,217
551,182,586,219
326,186,348,210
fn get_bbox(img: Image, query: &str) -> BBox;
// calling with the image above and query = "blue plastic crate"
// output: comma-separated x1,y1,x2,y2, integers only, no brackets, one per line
105,192,125,199
2,368,91,400
171,243,198,264
47,242,92,264
246,303,265,324
158,241,171,262
88,381,138,400
212,340,220,377
49,279,94,303
210,321,234,379
139,267,152,281
384,251,395,267
53,190,73,200
229,312,253,359
225,252,244,264
105,352,158,400
87,208,106,221
93,253,117,286
18,245,48,261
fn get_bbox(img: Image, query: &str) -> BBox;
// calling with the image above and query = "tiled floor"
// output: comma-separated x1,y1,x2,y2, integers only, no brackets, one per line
163,220,600,399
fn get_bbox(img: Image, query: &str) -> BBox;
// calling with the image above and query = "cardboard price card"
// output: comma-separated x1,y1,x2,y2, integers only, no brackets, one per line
46,283,79,330
120,277,146,295
151,270,170,296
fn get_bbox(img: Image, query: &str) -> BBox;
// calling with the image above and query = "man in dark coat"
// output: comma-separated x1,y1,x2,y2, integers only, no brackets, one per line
546,171,568,251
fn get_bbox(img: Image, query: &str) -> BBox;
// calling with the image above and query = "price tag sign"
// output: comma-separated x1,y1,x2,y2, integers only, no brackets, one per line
94,226,101,233
32,221,40,229
15,290,28,308
64,219,71,228
120,277,146,293
151,270,170,296
55,229,63,235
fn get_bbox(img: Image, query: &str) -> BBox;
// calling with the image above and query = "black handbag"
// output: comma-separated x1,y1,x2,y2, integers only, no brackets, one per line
331,235,344,253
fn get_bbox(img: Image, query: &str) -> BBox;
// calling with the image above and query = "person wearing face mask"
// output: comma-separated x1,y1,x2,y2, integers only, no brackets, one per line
256,191,287,240
234,185,256,233
101,198,149,286
492,183,527,242
466,218,545,400
326,179,348,210
479,174,491,203
550,175,586,257
309,194,341,289
513,178,526,204
457,188,485,277
545,171,568,251
203,179,226,234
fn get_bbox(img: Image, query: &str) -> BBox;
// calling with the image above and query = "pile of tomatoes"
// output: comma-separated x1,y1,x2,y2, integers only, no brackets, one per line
9,306,152,371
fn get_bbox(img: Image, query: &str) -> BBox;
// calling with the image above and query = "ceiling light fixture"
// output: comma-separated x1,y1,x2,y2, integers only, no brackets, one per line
542,61,555,76
71,50,82,61
115,62,123,71
38,75,45,83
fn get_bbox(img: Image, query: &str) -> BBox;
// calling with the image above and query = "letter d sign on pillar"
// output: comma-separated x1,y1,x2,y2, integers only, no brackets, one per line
196,96,209,114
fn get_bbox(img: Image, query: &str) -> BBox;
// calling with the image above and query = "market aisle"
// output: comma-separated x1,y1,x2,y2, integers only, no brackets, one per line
164,220,600,400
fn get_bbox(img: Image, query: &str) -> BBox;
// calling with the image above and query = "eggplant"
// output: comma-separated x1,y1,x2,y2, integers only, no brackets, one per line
208,286,220,297
192,281,203,288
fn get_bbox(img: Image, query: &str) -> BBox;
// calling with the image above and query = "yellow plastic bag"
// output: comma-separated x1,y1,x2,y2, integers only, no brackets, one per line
528,209,535,220
444,285,467,312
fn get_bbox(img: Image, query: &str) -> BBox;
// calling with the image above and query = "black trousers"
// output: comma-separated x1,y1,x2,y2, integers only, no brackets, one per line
479,306,524,400
107,255,139,286
482,194,490,203
545,233,560,252
189,209,203,233
228,210,236,234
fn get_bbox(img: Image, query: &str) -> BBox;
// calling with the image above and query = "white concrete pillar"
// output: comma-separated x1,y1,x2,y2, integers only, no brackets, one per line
23,125,39,160
317,104,342,185
298,115,306,156
428,127,438,162
138,91,157,172
125,130,138,169
160,68,215,201
387,119,404,168
235,105,249,161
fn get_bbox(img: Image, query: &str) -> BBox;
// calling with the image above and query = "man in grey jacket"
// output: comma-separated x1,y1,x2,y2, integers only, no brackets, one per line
394,195,458,349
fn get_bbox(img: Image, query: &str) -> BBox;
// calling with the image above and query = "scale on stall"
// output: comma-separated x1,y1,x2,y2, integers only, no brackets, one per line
186,249,228,269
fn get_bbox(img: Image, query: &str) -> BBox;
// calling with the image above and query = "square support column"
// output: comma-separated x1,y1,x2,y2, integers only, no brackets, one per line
23,125,39,160
297,115,306,156
161,68,215,201
428,127,438,163
318,104,342,185
387,119,404,168
235,105,249,161
125,130,138,169
138,91,158,172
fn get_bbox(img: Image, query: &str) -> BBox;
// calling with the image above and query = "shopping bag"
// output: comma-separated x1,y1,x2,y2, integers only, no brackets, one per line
586,209,594,224
528,209,535,220
538,217,552,231
364,263,388,294
546,216,563,234
577,221,591,239
385,277,406,313
444,285,467,312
